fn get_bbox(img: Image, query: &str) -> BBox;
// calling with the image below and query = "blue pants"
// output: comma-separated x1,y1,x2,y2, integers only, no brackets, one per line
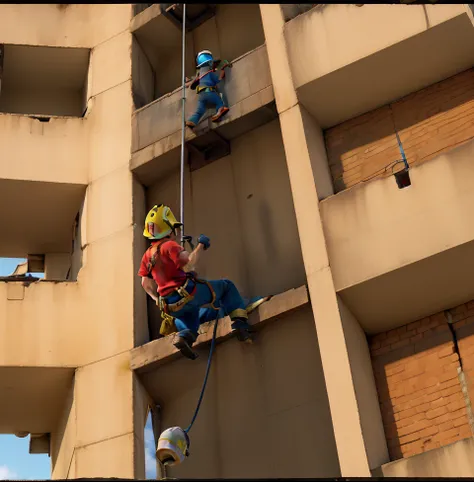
168,279,247,339
188,91,224,125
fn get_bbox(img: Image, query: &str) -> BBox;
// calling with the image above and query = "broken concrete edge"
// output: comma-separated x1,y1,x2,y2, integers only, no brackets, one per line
130,285,309,374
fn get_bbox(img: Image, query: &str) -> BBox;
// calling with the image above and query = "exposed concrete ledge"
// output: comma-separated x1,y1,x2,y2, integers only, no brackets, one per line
130,285,309,374
373,437,474,477
130,4,163,33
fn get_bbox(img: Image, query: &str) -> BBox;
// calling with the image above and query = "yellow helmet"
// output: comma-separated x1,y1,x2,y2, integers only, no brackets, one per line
143,204,182,240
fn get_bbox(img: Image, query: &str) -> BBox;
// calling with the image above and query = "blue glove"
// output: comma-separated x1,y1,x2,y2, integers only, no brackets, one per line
198,234,210,250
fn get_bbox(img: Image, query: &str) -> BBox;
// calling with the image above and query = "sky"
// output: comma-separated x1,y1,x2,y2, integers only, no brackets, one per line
0,259,158,479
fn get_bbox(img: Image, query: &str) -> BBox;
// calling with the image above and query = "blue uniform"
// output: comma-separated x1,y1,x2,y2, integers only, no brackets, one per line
187,67,227,125
162,277,248,341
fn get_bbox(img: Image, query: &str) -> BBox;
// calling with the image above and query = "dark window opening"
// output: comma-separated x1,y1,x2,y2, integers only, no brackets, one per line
0,44,90,117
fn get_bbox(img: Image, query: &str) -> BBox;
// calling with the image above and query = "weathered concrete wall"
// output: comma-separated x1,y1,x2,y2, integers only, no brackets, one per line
0,4,131,48
143,305,341,478
132,44,272,153
145,119,305,304
320,139,474,300
50,359,150,479
45,253,71,281
0,114,87,185
51,379,76,479
131,36,154,109
157,4,264,98
193,3,265,65
260,5,374,474
0,88,84,117
338,298,389,469
374,437,474,477
285,4,474,128
285,4,468,89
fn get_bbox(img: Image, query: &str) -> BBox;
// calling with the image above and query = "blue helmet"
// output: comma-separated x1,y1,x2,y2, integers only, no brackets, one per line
196,50,213,68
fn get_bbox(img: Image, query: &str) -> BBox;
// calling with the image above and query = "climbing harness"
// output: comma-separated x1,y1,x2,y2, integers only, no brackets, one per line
189,59,233,91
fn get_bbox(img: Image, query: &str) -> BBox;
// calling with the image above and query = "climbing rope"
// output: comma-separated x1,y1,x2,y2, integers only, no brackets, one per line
178,2,218,435
179,3,187,244
184,317,219,433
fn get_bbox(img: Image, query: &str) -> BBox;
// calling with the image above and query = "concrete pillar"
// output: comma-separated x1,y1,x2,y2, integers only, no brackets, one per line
73,354,146,478
50,356,149,479
259,3,376,475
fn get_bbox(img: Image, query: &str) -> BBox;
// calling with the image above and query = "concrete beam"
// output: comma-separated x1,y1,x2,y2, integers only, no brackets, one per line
130,285,309,374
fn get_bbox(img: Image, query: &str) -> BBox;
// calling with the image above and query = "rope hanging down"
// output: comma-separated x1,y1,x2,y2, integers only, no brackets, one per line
184,317,219,433
178,3,218,436
179,3,187,244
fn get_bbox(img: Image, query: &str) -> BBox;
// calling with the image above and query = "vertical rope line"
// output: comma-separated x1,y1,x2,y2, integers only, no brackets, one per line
180,4,187,242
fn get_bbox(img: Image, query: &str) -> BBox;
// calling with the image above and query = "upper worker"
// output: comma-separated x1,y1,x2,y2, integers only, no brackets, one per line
138,204,256,360
185,50,230,129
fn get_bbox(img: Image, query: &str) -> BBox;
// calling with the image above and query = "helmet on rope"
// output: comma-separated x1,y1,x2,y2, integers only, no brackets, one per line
156,426,190,466
196,49,214,68
143,204,182,240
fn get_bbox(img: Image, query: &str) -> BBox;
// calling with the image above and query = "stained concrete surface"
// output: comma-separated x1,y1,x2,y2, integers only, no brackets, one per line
142,305,341,478
0,367,74,434
321,140,474,333
286,5,474,127
374,437,474,477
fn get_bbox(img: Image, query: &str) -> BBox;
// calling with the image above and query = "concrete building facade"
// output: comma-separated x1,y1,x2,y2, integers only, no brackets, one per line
1,2,474,478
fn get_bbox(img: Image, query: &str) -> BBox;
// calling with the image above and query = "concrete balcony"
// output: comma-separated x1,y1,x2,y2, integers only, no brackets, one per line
284,4,474,128
0,113,87,257
0,280,82,367
131,44,276,184
0,113,88,185
0,279,77,436
320,139,474,334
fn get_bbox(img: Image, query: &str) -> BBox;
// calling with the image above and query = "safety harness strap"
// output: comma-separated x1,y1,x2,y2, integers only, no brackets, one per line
196,85,218,94
146,239,167,276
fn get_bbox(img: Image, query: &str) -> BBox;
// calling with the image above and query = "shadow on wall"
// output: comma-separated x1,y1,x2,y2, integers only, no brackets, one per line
69,202,84,282
143,306,341,478
324,68,474,192
369,309,474,462
281,4,322,22
143,120,306,340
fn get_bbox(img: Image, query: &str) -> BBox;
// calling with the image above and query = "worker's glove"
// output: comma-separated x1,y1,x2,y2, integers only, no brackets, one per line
221,61,232,69
197,234,210,250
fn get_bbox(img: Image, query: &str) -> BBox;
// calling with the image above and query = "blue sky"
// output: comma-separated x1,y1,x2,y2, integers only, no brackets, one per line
0,258,155,479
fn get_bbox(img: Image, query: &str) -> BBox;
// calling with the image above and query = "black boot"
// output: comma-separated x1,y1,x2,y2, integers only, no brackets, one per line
173,330,199,360
231,318,253,343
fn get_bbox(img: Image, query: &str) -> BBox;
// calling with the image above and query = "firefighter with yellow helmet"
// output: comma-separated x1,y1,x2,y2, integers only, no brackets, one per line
138,204,254,359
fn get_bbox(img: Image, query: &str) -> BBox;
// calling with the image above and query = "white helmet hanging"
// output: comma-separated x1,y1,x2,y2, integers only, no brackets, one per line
156,426,190,466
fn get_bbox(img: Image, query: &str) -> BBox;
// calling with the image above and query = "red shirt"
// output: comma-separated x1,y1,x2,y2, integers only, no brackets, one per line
138,240,187,297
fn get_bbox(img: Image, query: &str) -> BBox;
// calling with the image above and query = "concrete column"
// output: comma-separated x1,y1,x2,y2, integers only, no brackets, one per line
259,4,375,475
51,354,147,478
